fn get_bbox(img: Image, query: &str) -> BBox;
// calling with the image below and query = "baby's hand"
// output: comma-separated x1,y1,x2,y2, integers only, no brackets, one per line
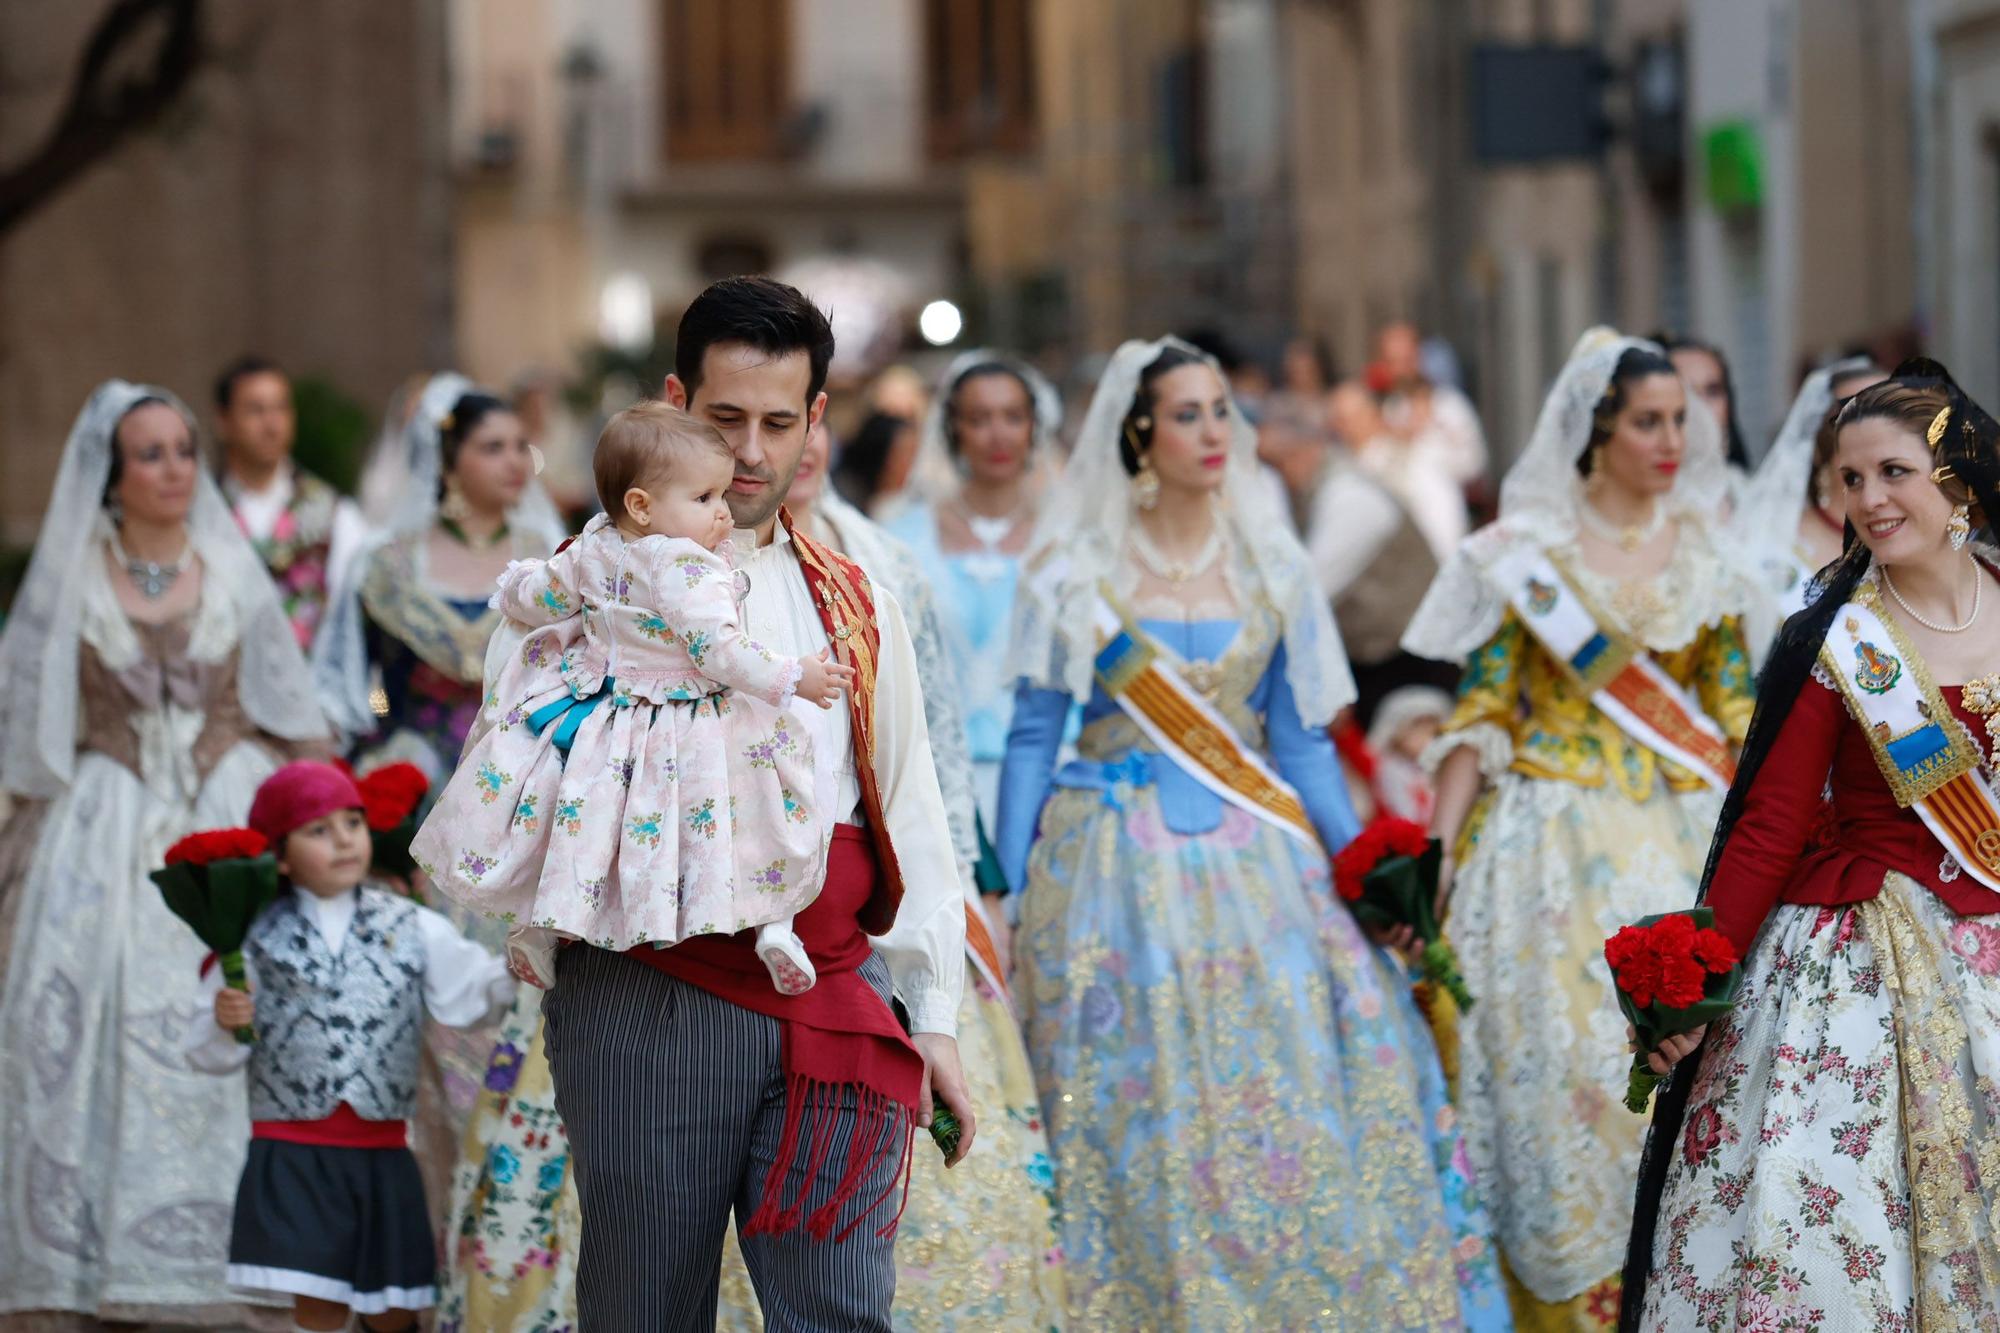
214,987,254,1032
796,648,857,708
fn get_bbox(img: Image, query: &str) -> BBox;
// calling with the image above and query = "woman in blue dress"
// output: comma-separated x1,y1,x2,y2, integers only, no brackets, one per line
996,336,1508,1329
888,350,1062,825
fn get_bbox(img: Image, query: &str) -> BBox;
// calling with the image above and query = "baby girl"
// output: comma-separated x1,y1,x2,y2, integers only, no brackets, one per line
415,401,852,993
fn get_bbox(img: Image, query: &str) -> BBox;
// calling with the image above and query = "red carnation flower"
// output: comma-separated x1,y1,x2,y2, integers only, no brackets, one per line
1332,816,1428,902
1690,927,1739,974
163,827,270,867
356,762,429,828
1604,907,1745,1112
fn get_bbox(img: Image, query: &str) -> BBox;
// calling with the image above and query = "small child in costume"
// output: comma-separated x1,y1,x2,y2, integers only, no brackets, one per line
185,760,514,1333
415,402,853,994
1366,684,1453,825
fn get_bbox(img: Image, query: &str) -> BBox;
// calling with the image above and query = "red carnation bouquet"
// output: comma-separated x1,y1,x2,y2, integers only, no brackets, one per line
346,761,430,883
1604,907,1742,1112
1332,816,1474,1010
152,828,281,1044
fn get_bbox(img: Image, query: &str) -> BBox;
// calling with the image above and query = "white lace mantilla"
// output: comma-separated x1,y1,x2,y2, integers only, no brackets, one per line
1403,514,1766,664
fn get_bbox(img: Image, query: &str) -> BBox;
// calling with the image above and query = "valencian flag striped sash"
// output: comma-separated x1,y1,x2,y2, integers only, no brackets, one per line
1823,585,2000,892
1491,545,1736,792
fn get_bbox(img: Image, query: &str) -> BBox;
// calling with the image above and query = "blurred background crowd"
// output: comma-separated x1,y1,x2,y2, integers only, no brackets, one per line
0,0,1984,579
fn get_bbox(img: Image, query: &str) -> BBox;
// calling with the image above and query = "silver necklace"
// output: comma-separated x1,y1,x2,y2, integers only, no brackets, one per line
1880,562,1982,634
109,530,192,600
1576,495,1667,551
1129,520,1223,587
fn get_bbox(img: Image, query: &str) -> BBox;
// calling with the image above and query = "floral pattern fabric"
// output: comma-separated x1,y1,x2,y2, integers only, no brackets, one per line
1443,771,1723,1310
435,985,577,1333
1637,875,2000,1330
1013,608,1508,1331
415,519,822,955
229,467,340,651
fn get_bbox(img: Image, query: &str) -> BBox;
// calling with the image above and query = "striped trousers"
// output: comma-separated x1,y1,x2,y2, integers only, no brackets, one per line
543,945,900,1332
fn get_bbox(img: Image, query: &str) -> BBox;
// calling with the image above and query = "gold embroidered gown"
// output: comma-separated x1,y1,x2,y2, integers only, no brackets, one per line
996,559,1509,1331
1421,532,1754,1329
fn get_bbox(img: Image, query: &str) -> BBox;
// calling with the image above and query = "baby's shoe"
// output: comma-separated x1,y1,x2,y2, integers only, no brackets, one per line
507,927,559,990
755,921,816,995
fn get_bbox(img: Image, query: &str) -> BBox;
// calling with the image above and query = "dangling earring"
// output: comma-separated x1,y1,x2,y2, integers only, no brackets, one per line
1125,415,1159,509
440,476,472,524
1948,502,1972,551
1584,444,1606,492
1132,458,1161,511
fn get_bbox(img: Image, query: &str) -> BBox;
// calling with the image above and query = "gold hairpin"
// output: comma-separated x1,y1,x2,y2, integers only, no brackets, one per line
1933,465,1958,486
1927,406,1951,451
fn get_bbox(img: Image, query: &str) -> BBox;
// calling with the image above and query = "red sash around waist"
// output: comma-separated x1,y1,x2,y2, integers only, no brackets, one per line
624,823,923,1241
251,1101,407,1150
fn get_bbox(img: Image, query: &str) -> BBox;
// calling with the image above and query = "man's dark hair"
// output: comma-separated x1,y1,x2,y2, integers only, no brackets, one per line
674,276,836,409
214,355,288,411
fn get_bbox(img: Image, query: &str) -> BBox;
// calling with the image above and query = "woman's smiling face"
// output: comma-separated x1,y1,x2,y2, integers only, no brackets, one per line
1837,414,1958,564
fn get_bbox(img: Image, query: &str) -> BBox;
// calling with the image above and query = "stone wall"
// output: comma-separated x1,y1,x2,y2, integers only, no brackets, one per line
0,0,452,541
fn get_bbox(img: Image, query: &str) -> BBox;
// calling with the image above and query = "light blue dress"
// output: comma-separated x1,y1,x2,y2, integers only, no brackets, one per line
887,504,1030,821
996,604,1510,1330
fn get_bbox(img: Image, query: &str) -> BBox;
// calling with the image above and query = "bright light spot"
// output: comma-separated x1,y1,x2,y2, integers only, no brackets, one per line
918,299,963,347
1061,1093,1073,1103
599,271,654,351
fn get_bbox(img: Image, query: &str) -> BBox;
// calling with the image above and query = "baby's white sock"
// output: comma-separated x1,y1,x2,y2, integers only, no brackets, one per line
755,919,816,994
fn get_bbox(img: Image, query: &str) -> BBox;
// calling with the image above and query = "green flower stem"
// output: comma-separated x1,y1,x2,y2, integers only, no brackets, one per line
1625,1060,1662,1114
1420,939,1476,1011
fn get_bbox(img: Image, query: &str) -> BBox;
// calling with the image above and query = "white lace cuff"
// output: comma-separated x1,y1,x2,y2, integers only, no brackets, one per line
1422,722,1513,781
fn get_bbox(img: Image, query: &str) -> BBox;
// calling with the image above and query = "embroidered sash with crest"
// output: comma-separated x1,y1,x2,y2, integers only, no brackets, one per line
1821,585,2000,891
1091,589,1323,853
1491,546,1736,792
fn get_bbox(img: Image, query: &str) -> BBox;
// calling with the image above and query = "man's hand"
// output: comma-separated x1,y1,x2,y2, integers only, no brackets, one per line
911,1032,976,1167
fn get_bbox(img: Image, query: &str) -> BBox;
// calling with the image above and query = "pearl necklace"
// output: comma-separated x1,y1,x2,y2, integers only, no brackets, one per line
1129,521,1223,587
1576,495,1667,551
109,530,192,600
1880,562,1983,634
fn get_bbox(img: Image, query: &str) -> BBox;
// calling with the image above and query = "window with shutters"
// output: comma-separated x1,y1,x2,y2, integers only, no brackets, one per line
924,0,1037,158
662,0,790,161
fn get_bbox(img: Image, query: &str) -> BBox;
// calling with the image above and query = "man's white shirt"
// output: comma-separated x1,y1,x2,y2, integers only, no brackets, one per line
729,520,964,1036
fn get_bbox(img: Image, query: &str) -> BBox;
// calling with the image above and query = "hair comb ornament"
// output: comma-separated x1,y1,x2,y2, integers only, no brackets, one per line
1928,406,1952,452
439,411,457,433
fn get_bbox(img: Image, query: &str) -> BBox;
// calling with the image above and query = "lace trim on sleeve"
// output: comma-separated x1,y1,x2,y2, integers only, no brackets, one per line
1421,720,1513,781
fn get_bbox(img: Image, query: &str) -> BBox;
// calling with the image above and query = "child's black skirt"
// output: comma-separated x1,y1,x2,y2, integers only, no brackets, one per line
226,1139,436,1313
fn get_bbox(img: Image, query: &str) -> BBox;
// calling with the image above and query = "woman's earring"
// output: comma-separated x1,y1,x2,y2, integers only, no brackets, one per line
1949,503,1972,551
1132,458,1161,511
440,477,472,523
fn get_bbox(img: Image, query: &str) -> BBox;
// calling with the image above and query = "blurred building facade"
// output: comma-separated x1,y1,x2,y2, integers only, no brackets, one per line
0,0,454,541
1930,0,2000,407
428,0,2000,465
5,0,1999,534
450,0,1040,393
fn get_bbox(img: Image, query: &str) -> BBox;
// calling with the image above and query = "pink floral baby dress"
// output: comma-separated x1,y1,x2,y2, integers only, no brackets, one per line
415,513,827,952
